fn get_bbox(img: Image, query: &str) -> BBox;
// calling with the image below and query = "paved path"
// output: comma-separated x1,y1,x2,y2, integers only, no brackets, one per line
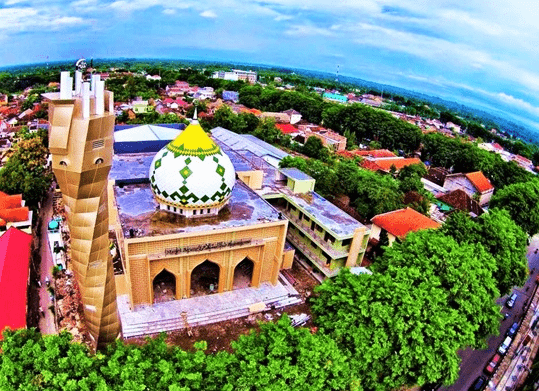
37,189,57,335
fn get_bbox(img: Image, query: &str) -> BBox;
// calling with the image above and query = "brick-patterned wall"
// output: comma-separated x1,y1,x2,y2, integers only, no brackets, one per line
129,256,150,305
125,221,287,306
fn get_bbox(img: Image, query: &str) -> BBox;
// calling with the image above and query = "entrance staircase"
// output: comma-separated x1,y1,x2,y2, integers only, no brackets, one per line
119,275,301,339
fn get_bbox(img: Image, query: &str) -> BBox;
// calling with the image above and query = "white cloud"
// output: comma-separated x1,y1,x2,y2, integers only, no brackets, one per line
496,93,539,116
200,10,217,18
162,8,176,15
274,14,293,21
285,24,335,37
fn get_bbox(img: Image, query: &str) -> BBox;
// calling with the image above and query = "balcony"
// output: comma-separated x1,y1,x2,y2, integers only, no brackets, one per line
286,230,340,278
277,207,348,259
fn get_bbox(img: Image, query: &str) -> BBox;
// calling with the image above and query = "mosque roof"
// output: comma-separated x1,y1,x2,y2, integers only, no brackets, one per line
149,120,236,210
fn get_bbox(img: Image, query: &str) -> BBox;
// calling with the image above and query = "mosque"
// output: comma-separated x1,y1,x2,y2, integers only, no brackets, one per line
106,114,370,338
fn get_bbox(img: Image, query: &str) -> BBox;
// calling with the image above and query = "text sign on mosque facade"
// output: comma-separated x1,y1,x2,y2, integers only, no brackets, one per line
164,238,253,256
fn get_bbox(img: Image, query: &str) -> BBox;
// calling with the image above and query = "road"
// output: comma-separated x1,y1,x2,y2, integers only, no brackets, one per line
37,189,57,335
441,235,539,391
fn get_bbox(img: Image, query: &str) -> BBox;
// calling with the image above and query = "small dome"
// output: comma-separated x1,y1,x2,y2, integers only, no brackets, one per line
149,120,235,217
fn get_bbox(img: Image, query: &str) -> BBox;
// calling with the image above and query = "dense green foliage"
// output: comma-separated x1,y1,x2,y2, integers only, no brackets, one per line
441,209,528,295
0,129,51,207
280,156,429,219
489,180,539,235
422,133,532,189
313,231,501,390
322,104,423,153
0,316,355,391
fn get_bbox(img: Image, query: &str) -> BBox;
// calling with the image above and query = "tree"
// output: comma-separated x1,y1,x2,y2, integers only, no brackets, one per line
229,315,354,391
302,136,329,161
490,180,539,235
441,209,528,295
314,231,500,390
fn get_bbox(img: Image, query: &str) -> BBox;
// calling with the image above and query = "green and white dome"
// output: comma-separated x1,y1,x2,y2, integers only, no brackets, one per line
149,120,235,217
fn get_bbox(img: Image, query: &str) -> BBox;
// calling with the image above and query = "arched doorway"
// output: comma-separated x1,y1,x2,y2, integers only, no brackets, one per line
153,269,176,304
233,258,254,289
190,260,220,297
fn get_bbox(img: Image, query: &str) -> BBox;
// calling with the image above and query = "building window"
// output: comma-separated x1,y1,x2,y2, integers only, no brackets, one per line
342,238,352,247
304,215,310,223
324,253,332,265
193,210,197,215
59,160,67,166
207,209,211,213
180,209,183,214
167,205,170,211
95,158,104,165
174,207,177,212
324,232,334,244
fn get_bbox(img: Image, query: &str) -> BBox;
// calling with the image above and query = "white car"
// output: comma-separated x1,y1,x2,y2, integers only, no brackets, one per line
498,336,512,355
506,293,518,308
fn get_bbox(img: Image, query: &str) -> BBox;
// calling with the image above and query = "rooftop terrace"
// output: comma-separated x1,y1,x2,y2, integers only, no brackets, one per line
114,180,282,238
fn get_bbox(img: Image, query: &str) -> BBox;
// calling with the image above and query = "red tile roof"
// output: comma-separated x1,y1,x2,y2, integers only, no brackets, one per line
360,157,423,172
360,160,382,172
0,227,32,338
371,207,441,239
0,193,28,223
374,158,423,171
276,123,297,134
353,149,397,158
465,171,494,193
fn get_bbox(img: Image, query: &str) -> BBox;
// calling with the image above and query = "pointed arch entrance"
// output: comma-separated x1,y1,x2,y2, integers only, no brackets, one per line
153,269,176,304
233,257,254,289
190,260,220,297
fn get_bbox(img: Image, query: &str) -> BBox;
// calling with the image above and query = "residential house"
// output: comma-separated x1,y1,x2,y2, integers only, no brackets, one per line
0,95,8,106
436,189,484,218
0,192,32,235
132,100,153,114
443,171,494,206
445,122,461,133
193,87,215,100
370,207,441,246
282,109,302,124
276,123,298,135
222,90,239,103
260,112,291,123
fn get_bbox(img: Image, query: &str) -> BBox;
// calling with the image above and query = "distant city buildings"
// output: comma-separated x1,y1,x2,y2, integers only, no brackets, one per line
212,69,257,84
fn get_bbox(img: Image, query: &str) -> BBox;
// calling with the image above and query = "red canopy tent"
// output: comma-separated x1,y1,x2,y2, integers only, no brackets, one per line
0,226,32,338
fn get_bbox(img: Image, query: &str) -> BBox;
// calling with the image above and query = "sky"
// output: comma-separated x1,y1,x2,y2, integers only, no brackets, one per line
1,0,538,134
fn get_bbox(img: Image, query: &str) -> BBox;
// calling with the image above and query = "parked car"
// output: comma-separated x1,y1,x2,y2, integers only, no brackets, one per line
498,336,513,355
469,376,486,391
484,353,502,375
506,293,518,308
507,321,519,338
